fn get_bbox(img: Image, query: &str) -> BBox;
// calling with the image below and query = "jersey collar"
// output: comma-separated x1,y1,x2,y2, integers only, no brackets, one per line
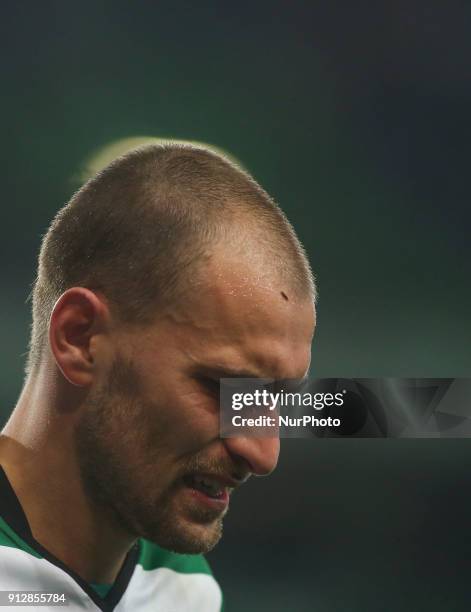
0,464,140,612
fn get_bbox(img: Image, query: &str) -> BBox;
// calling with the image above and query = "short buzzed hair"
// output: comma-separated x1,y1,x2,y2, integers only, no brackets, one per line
27,143,315,374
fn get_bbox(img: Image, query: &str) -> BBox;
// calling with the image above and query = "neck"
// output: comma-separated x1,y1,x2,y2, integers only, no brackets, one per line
0,364,135,584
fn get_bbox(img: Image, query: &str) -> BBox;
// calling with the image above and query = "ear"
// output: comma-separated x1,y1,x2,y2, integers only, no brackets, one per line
49,288,110,386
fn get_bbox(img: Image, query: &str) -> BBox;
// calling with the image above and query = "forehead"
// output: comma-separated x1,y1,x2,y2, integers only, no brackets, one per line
152,253,316,380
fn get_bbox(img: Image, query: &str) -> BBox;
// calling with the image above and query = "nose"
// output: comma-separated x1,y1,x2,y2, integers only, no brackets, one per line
223,435,280,476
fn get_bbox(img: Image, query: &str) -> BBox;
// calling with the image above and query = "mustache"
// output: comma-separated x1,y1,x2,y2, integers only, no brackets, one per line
181,454,250,485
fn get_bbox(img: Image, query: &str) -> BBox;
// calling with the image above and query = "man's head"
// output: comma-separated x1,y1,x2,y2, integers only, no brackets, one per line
27,143,316,553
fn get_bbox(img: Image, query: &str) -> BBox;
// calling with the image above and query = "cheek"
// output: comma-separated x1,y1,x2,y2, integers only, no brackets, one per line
124,356,220,455
146,386,220,456
107,395,218,468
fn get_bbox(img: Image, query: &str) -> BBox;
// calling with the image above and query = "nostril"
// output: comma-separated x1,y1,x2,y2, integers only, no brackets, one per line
228,452,254,477
223,436,280,477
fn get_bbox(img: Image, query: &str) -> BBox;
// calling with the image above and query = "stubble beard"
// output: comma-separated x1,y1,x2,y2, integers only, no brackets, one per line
74,356,224,555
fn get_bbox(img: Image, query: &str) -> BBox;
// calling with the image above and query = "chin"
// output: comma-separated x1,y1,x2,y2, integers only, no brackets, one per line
141,513,224,555
114,482,226,554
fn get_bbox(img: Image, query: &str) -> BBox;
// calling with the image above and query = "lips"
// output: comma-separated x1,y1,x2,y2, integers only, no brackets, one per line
183,473,233,500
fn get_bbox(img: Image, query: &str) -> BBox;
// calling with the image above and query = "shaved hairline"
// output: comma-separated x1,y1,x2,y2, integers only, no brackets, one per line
26,142,316,374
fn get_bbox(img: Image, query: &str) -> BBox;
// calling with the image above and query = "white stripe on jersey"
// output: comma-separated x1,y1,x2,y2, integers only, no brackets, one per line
0,545,99,610
116,565,222,612
0,545,222,611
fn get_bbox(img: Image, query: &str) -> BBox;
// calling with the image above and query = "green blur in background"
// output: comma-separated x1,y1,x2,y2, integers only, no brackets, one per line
1,2,470,610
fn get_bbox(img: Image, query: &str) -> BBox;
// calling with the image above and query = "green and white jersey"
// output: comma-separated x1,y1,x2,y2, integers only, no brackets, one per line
0,467,223,611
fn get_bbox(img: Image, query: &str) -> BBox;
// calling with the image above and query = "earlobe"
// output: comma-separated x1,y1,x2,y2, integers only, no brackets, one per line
49,288,108,387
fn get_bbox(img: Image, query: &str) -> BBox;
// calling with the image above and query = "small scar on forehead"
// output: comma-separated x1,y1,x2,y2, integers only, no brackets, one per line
280,291,289,301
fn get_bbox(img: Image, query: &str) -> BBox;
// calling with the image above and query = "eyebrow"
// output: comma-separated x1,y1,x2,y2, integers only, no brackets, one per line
198,364,309,384
199,365,265,379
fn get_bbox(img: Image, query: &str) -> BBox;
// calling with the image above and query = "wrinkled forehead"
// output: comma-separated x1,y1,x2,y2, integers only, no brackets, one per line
167,256,315,379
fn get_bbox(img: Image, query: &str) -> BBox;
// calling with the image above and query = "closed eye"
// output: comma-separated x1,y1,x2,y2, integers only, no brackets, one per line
197,376,220,398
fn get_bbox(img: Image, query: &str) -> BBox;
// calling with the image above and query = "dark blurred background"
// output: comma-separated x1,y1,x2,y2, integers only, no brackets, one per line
1,2,470,610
